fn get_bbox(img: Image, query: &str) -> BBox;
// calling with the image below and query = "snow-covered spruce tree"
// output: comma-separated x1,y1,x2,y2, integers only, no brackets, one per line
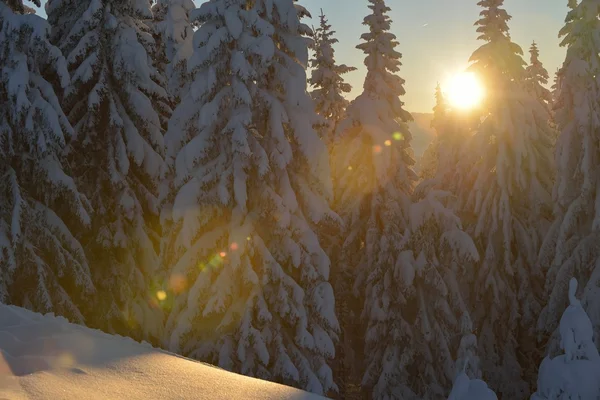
383,187,480,399
531,278,600,399
308,10,356,144
331,0,479,398
453,0,555,397
150,0,194,103
537,0,600,359
162,0,340,395
46,0,169,342
0,0,93,321
525,41,552,112
330,1,415,398
550,68,561,106
306,10,356,397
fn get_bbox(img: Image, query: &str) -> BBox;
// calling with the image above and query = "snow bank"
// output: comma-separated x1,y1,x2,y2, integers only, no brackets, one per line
0,304,326,399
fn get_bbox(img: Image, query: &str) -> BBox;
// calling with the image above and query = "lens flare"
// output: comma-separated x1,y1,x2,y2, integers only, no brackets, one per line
393,132,403,141
384,140,392,147
169,274,187,294
156,290,167,301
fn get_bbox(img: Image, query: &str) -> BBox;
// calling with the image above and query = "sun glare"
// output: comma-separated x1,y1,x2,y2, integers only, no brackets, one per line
443,71,485,110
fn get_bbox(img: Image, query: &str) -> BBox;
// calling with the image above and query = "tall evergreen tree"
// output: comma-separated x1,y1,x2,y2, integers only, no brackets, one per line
550,68,561,106
306,11,356,397
150,0,194,103
453,0,555,397
0,0,93,321
308,10,356,144
334,1,476,398
538,0,600,359
162,0,340,395
330,0,416,397
525,41,552,112
46,0,169,342
418,84,445,181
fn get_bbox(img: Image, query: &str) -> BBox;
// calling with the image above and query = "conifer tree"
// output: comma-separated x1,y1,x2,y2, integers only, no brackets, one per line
333,1,477,398
331,0,416,396
418,85,445,181
531,278,600,399
538,0,600,359
150,0,194,103
308,10,356,144
0,0,93,321
525,41,552,112
453,0,555,397
46,0,169,342
550,68,561,106
162,0,340,395
394,189,479,399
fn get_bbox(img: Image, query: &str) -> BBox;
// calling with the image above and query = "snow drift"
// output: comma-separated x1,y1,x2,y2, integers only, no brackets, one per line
0,304,326,399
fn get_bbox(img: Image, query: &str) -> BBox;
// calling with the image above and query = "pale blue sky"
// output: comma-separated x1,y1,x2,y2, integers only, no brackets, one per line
27,0,568,112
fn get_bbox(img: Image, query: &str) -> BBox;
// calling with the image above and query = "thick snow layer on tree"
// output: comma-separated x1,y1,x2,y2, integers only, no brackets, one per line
531,278,600,399
447,372,497,400
0,303,326,400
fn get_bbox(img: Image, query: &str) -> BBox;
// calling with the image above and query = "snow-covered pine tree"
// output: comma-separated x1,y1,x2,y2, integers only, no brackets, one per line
531,278,600,399
537,0,600,359
525,41,552,112
453,0,555,397
162,0,340,395
150,0,194,103
0,0,94,321
46,0,169,342
308,10,356,145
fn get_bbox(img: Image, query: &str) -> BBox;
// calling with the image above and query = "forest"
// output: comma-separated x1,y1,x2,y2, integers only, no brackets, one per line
1,0,599,399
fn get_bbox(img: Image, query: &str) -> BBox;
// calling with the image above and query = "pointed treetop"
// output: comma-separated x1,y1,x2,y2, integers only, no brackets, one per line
469,0,525,94
308,8,356,142
359,0,402,76
525,40,552,107
355,0,411,122
474,0,512,42
559,0,600,49
431,83,447,131
529,41,540,62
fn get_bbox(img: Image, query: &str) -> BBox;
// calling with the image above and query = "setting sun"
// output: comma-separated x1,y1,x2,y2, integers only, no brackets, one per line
443,71,485,110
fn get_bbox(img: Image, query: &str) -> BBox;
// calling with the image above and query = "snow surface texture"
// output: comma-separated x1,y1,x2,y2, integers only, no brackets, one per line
0,303,326,400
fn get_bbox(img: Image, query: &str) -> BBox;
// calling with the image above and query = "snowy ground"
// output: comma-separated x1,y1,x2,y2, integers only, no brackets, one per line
0,304,326,399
